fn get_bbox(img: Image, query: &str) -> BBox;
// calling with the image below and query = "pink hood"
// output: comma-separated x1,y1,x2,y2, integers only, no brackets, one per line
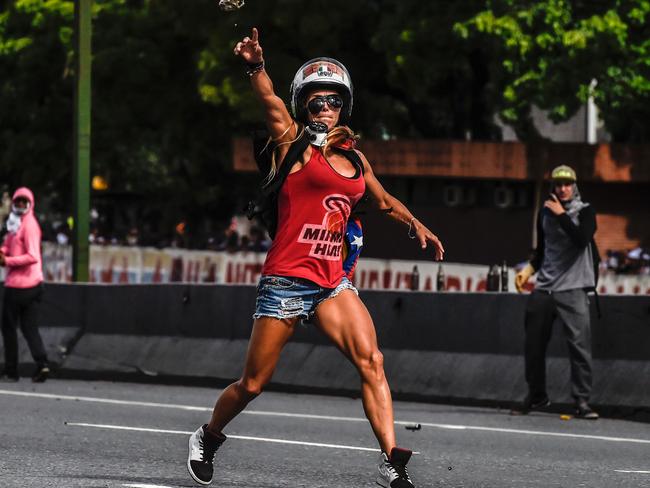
2,186,43,288
12,187,35,212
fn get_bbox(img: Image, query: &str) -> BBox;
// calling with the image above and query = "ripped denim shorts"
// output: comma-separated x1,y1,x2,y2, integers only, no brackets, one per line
253,275,358,321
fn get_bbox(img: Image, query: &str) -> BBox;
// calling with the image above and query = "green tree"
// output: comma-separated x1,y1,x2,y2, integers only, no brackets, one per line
0,0,238,243
1,0,501,245
0,0,75,196
456,0,650,142
370,0,500,139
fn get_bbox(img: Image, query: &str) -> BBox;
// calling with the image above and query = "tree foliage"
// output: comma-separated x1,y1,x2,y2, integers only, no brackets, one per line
1,0,649,244
1,0,498,243
456,0,650,141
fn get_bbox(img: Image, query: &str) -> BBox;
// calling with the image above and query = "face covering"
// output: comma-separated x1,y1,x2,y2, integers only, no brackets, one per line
11,202,29,216
6,212,22,234
559,182,588,217
6,200,30,234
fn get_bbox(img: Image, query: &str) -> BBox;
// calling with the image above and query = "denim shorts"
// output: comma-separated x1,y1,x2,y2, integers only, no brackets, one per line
253,275,358,320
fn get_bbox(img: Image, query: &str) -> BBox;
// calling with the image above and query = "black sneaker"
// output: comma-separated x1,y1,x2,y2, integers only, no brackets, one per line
377,447,414,488
32,365,50,383
575,400,599,420
187,424,227,485
510,395,551,415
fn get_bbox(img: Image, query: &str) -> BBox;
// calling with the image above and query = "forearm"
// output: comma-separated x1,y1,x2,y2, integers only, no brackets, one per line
4,253,37,267
367,178,443,257
375,193,417,228
557,209,596,248
250,68,275,103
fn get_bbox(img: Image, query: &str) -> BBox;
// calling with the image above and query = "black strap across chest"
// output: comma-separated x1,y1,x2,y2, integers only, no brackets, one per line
262,135,364,195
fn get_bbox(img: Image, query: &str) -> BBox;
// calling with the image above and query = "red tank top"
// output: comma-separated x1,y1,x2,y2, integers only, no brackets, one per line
262,146,366,288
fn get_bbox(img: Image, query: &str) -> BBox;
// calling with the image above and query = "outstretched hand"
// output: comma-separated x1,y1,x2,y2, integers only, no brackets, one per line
233,27,263,63
414,221,445,261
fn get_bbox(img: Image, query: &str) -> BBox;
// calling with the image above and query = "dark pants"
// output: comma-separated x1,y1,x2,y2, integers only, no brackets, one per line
1,284,47,375
524,289,593,402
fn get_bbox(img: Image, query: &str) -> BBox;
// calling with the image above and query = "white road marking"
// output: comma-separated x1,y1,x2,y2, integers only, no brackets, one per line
123,484,176,488
0,389,211,412
615,470,650,474
66,422,381,452
3,389,650,446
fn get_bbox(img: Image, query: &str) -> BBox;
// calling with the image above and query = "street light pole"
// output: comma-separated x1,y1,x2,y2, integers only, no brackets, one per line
73,0,91,282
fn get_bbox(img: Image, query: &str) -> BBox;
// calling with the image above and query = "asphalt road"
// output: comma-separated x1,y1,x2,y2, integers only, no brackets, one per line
0,379,649,488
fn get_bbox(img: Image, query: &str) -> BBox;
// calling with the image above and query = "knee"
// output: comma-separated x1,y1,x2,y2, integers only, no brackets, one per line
355,349,385,382
236,377,265,399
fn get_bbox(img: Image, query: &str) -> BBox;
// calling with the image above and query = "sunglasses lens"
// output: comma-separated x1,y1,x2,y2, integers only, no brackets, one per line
307,98,325,115
326,95,343,108
307,95,344,114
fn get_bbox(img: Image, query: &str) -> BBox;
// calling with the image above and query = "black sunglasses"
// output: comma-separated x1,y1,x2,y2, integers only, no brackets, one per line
307,94,343,115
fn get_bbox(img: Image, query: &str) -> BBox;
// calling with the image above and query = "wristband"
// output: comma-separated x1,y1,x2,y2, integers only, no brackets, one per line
246,61,265,76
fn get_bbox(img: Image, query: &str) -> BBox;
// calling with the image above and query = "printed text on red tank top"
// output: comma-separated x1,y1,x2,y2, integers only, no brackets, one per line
297,194,351,260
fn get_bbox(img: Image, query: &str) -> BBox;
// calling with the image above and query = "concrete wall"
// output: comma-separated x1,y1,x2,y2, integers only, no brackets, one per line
1,284,649,410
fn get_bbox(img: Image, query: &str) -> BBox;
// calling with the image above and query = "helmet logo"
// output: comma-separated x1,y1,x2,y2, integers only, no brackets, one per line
317,65,333,77
303,62,341,78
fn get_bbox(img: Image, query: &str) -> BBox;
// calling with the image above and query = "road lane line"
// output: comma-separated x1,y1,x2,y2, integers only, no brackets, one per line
3,389,650,446
0,389,211,412
65,422,382,452
615,470,650,474
123,484,176,488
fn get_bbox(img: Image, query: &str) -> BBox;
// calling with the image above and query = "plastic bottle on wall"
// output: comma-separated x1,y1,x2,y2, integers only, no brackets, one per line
487,264,500,291
411,265,420,291
501,261,509,292
436,264,445,292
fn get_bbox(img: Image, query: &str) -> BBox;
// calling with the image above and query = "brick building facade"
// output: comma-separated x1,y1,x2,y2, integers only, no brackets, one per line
233,139,650,266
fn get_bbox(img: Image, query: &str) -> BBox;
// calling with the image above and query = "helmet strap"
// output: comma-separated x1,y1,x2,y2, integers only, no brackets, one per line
306,121,328,147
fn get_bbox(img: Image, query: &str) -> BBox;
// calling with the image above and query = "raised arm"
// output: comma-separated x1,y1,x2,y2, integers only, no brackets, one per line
233,28,297,144
358,150,444,260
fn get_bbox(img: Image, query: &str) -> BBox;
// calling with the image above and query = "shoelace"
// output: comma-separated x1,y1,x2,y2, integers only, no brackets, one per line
386,460,410,480
199,437,222,463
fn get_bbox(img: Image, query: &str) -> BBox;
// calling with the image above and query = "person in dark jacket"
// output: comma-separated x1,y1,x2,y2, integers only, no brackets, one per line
513,165,599,419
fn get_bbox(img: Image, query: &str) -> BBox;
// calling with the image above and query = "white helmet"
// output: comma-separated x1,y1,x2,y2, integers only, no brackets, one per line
289,57,353,124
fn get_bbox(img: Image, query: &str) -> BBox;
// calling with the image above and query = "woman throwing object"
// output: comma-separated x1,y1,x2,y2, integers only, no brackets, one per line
187,28,444,488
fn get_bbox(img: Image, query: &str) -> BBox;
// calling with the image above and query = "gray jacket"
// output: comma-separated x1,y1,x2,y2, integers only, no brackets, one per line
531,204,598,292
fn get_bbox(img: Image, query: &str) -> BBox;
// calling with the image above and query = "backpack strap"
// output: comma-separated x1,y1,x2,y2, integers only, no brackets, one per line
252,130,273,176
261,132,310,196
332,146,365,176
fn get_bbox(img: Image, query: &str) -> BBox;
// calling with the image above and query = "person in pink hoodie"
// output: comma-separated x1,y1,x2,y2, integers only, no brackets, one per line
0,187,49,382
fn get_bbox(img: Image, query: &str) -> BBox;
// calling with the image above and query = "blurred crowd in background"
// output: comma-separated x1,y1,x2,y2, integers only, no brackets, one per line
604,248,650,276
1,189,647,276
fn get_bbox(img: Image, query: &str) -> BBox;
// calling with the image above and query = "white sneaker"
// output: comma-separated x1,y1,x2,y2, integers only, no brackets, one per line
187,424,226,485
377,447,414,488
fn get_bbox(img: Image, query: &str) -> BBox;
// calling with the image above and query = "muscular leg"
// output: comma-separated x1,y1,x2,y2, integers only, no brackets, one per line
314,290,395,453
207,316,298,433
